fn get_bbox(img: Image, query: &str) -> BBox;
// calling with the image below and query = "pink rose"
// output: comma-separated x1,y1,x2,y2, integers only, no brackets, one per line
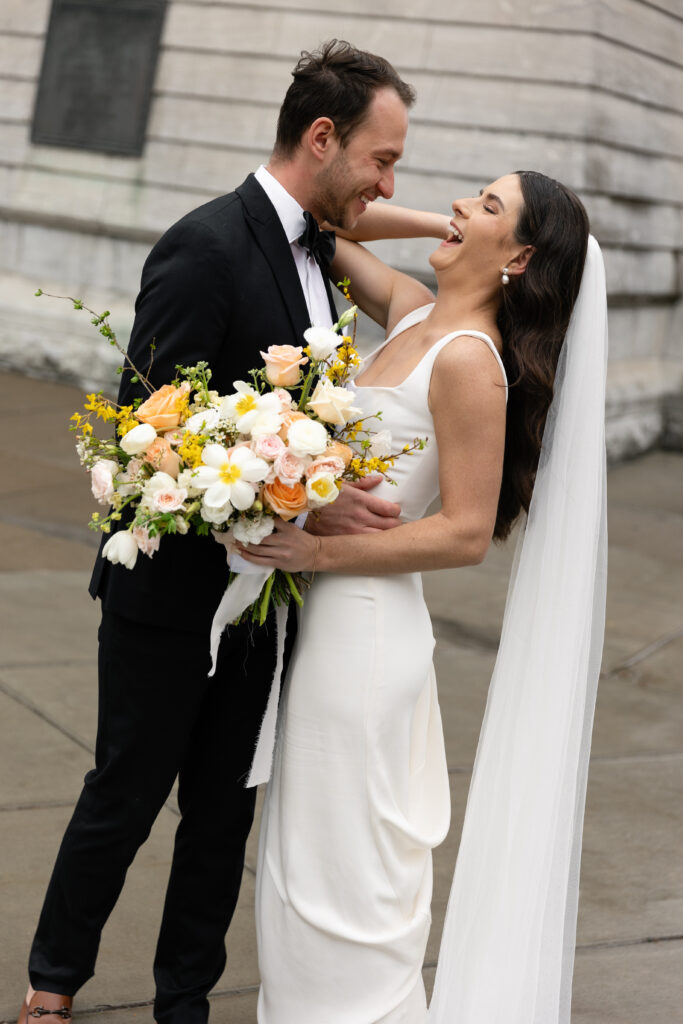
305,455,345,479
132,525,161,557
126,457,143,479
164,427,186,447
252,434,286,461
90,459,118,504
260,345,308,387
274,448,310,486
152,487,188,513
273,388,294,410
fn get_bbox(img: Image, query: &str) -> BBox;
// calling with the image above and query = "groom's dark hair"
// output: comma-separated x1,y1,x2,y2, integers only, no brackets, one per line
273,40,415,157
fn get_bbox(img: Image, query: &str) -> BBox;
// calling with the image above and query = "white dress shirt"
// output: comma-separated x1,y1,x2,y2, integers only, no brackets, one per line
254,165,334,330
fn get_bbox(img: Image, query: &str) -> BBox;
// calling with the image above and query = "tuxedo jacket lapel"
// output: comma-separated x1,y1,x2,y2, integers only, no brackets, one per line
236,175,311,344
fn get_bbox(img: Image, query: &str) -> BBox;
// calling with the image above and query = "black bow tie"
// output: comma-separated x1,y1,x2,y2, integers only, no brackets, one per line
298,211,336,268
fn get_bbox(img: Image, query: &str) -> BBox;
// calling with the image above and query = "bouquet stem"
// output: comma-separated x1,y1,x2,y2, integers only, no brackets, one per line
259,572,276,626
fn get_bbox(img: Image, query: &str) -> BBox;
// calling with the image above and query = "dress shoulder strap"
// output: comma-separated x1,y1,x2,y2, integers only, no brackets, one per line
424,330,508,400
385,303,435,344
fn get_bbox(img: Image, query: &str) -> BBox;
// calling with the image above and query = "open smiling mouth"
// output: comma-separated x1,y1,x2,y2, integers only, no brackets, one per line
445,222,464,244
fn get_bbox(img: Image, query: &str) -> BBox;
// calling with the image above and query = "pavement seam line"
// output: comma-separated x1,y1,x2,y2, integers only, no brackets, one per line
0,799,77,812
603,626,683,676
0,675,94,755
0,675,181,818
422,933,683,971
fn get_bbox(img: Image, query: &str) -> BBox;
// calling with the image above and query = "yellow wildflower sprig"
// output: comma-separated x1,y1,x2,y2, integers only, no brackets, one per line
177,431,208,469
70,393,140,451
344,437,428,483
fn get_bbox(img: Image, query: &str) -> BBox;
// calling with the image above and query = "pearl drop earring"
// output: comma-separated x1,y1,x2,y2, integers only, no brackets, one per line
501,267,510,285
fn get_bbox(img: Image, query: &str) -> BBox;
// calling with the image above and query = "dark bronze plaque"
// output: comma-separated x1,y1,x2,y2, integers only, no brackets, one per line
32,0,167,156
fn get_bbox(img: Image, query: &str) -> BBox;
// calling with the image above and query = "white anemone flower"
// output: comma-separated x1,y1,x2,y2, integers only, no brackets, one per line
220,382,283,434
184,407,220,434
193,443,269,510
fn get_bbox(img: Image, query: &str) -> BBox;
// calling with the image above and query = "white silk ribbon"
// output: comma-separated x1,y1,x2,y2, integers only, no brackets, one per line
209,564,289,788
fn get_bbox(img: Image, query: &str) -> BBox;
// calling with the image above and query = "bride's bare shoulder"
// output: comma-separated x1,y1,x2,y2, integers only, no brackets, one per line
430,333,506,409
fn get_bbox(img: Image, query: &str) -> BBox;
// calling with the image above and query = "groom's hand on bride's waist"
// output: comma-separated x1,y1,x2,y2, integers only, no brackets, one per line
305,476,401,536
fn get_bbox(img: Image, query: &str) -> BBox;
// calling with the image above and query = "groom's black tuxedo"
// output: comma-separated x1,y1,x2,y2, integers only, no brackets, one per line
29,175,336,1024
90,173,337,632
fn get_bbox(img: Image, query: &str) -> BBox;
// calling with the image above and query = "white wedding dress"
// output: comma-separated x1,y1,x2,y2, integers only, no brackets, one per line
255,304,508,1022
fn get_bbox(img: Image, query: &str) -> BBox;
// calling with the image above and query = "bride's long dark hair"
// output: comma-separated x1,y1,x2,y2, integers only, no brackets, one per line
494,171,590,540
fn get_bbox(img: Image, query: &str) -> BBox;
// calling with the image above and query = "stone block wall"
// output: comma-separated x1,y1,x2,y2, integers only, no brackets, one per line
0,0,681,459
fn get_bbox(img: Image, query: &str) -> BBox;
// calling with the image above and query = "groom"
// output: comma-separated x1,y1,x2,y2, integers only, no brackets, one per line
20,40,414,1024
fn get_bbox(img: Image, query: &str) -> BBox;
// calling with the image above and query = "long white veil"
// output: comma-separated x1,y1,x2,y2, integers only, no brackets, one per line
429,235,608,1023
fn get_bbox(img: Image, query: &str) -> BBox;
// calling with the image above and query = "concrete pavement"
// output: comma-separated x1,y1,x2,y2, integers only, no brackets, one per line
1,369,682,1023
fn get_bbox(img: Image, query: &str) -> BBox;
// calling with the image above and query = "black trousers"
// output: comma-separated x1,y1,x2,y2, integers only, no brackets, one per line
29,609,275,1023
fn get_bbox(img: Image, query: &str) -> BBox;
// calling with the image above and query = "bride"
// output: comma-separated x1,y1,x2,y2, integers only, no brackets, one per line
238,170,608,1022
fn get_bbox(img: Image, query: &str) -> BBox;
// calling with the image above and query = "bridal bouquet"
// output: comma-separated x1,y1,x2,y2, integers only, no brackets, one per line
40,282,426,623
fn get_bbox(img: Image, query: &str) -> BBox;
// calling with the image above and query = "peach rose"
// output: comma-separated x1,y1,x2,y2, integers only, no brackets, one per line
260,345,308,387
143,436,181,478
262,479,308,520
278,410,308,441
136,382,191,431
324,440,353,468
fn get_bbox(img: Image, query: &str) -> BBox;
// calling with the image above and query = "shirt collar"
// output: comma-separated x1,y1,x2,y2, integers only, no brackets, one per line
254,165,307,245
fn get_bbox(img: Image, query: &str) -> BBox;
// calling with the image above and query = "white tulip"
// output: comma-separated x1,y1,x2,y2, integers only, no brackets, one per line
120,422,157,455
304,326,340,361
336,305,358,330
102,530,139,570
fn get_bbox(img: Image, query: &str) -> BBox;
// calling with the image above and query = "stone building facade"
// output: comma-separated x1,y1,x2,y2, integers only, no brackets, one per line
0,0,681,460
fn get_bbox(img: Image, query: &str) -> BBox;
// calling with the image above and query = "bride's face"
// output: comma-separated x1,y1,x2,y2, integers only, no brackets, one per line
431,174,526,283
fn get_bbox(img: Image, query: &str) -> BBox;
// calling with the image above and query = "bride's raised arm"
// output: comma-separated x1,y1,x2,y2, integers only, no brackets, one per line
328,204,450,332
326,202,451,244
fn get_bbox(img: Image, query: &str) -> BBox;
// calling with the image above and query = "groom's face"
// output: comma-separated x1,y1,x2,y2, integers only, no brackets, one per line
311,87,408,229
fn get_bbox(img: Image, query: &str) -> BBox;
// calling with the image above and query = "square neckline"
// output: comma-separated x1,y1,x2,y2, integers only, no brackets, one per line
351,304,507,396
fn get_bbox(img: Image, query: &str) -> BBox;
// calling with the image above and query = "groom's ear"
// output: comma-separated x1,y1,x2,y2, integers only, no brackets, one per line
307,117,337,163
